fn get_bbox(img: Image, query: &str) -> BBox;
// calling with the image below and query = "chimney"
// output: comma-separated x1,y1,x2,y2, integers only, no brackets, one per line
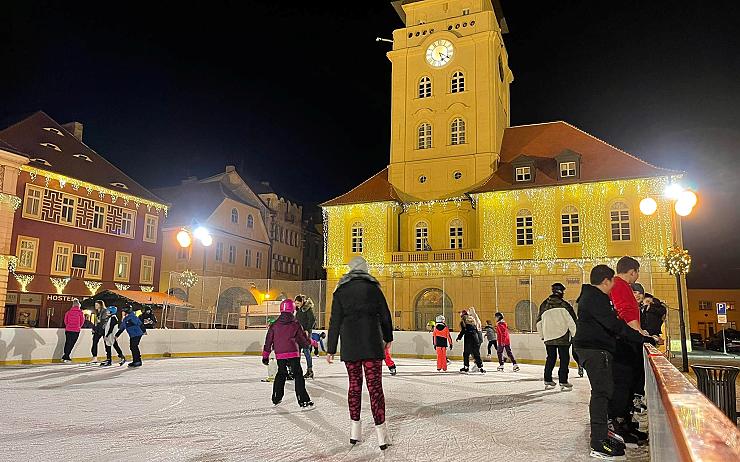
225,165,236,173
62,122,84,141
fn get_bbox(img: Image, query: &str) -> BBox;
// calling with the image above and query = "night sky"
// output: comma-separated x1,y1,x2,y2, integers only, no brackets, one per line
3,1,739,288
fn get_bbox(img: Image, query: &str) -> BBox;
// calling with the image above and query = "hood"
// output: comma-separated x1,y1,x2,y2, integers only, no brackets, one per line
497,320,508,328
277,312,295,324
69,305,82,312
435,323,447,331
301,298,315,312
576,283,602,303
334,269,380,293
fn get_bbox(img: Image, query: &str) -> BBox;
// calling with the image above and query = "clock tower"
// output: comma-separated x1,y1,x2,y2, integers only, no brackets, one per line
387,0,512,200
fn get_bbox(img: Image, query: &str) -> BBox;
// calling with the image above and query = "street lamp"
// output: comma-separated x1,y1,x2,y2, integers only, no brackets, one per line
177,226,213,309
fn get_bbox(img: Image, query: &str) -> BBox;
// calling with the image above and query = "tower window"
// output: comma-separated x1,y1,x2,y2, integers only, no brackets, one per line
415,221,430,251
498,55,505,83
449,219,463,249
247,214,254,228
418,123,432,149
418,76,432,98
418,175,427,184
450,117,466,145
561,206,580,244
462,8,470,15
515,166,532,182
453,171,462,180
516,210,534,246
610,202,631,241
451,71,465,93
351,222,363,253
560,161,577,178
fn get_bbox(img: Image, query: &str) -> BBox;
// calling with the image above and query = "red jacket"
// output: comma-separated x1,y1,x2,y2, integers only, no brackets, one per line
496,320,511,346
263,312,311,360
610,276,640,324
64,306,85,332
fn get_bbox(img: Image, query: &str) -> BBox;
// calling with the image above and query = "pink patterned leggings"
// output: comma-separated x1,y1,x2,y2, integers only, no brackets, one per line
345,359,386,425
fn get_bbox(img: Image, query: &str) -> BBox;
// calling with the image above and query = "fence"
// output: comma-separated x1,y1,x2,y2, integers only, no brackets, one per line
163,273,328,330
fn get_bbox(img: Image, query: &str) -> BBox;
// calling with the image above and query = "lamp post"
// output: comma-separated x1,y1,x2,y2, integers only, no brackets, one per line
665,246,692,372
177,226,213,311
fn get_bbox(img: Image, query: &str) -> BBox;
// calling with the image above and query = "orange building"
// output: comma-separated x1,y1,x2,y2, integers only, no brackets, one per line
687,289,739,339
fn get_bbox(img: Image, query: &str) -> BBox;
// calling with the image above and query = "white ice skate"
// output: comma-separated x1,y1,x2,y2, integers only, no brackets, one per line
560,382,573,391
350,420,362,445
496,365,504,372
375,421,392,450
512,364,520,372
545,381,557,390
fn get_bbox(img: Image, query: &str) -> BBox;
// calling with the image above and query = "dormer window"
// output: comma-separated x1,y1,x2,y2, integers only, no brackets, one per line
515,166,532,182
30,158,52,167
560,161,577,178
110,182,129,189
39,142,61,152
73,153,93,162
555,149,582,180
43,127,64,136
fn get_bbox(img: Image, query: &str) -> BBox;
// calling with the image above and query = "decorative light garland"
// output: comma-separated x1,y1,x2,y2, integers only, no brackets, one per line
0,192,21,211
13,273,34,292
178,269,198,289
84,280,103,295
323,202,394,268
140,285,154,292
664,246,691,275
20,165,168,216
50,277,70,295
115,283,130,291
1,255,18,273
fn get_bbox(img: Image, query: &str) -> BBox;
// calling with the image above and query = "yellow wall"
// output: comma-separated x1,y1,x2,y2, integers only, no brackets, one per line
688,289,740,338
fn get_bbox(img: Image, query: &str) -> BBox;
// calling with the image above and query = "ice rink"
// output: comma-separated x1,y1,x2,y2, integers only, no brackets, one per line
0,356,649,461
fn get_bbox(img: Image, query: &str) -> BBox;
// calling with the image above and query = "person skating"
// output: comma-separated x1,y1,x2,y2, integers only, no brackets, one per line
457,310,485,374
116,305,144,368
432,315,453,371
536,282,578,391
573,265,657,460
139,306,157,332
62,299,85,363
262,299,314,408
88,301,108,364
311,331,327,356
483,320,497,360
494,312,519,372
295,295,316,379
327,256,394,451
100,306,126,367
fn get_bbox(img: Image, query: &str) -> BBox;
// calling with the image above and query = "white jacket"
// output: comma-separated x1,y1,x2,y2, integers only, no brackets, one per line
536,296,577,344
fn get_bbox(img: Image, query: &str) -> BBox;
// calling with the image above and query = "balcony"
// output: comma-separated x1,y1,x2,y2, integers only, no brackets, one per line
387,248,480,264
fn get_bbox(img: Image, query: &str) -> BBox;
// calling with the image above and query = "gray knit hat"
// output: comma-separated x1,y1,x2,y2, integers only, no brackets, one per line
348,256,369,273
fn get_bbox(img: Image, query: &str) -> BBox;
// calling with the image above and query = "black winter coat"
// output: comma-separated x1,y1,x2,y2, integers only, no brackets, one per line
573,284,653,354
641,301,666,336
296,307,316,335
327,278,394,362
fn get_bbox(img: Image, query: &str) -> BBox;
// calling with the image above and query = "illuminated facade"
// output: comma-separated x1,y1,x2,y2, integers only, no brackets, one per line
322,0,688,338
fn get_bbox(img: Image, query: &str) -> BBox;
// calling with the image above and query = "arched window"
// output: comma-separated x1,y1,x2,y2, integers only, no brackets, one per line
414,288,453,330
247,214,254,228
418,123,432,149
449,218,463,249
415,221,430,251
231,208,239,224
515,300,537,332
451,71,465,93
516,209,533,246
351,222,363,253
561,206,580,244
418,76,432,98
610,202,631,241
450,117,466,145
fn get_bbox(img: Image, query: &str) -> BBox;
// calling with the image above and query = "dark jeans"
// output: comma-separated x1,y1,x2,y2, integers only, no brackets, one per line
130,335,143,364
576,348,614,445
62,331,80,360
105,341,124,361
497,344,517,365
609,341,636,420
302,347,313,369
91,332,102,357
544,344,571,383
633,346,646,397
487,340,498,355
273,357,311,405
464,347,483,368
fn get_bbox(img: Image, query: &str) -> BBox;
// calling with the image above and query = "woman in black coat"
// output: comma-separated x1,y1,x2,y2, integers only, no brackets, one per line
327,256,394,451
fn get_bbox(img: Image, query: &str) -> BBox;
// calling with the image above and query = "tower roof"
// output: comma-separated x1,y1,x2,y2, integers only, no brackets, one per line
391,0,507,31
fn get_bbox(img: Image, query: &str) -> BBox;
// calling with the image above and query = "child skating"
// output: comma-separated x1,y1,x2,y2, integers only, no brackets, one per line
495,312,519,372
432,315,453,371
261,299,314,408
483,320,497,360
311,331,326,356
457,310,485,374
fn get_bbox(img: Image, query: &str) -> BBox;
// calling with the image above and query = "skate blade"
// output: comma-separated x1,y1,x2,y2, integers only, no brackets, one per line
589,450,625,460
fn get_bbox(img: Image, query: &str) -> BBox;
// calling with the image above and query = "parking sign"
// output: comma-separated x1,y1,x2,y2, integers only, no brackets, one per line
717,302,727,315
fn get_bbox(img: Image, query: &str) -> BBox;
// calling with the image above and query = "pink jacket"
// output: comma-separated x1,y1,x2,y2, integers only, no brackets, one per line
64,306,85,332
263,312,311,360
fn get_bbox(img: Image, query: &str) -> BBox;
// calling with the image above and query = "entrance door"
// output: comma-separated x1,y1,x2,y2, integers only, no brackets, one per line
414,288,453,331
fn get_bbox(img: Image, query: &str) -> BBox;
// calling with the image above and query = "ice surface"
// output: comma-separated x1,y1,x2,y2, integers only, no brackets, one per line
0,357,649,461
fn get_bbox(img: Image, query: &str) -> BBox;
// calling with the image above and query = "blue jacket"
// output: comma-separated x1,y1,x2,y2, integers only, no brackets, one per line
117,312,144,338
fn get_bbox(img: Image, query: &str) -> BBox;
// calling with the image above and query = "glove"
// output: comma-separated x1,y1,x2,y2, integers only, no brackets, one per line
449,345,453,350
262,357,270,366
642,335,657,346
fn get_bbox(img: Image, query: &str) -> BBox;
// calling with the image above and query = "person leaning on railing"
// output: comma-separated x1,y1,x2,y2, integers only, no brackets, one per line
573,264,658,461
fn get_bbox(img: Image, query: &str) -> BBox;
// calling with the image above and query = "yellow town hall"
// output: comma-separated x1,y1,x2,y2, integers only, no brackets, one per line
322,0,686,338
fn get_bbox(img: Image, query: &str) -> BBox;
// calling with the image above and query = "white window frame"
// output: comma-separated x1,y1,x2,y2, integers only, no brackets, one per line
560,161,577,178
86,247,105,280
22,185,43,220
610,202,632,241
139,255,155,284
16,235,39,272
415,221,430,251
561,206,580,244
451,117,466,145
119,209,135,239
351,222,363,254
245,248,252,267
92,203,106,232
418,76,432,98
418,123,432,149
51,241,74,276
215,242,224,262
231,208,239,224
60,194,76,225
698,301,712,310
516,210,534,246
449,219,463,249
515,166,532,182
451,71,465,93
247,214,254,229
144,214,158,243
256,251,262,269
228,245,236,264
114,251,132,282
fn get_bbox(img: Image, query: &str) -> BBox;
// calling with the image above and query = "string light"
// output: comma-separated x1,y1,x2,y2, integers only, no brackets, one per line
140,285,154,292
50,277,70,294
0,192,22,211
1,255,18,273
13,273,34,292
664,246,691,275
115,283,130,291
84,280,103,295
178,269,198,289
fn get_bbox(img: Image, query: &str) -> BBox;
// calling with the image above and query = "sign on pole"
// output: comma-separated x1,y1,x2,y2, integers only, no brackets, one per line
717,302,728,324
718,314,728,324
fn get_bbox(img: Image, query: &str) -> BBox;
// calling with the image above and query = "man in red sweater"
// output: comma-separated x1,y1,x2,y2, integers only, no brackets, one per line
608,256,649,446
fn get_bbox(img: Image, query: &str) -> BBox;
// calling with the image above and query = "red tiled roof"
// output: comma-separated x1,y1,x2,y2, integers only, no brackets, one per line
0,111,163,203
321,168,402,206
470,121,678,193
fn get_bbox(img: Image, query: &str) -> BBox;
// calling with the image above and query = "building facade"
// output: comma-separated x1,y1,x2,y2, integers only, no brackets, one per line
322,0,688,344
687,289,740,339
253,184,304,281
0,112,166,327
302,210,325,280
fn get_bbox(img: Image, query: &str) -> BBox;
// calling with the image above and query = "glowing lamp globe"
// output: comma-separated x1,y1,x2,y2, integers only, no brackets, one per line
193,226,210,241
639,197,658,215
675,200,693,217
664,183,684,199
176,229,192,248
678,190,697,208
200,234,213,247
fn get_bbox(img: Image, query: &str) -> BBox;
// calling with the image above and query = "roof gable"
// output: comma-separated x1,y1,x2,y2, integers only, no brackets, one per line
321,168,402,207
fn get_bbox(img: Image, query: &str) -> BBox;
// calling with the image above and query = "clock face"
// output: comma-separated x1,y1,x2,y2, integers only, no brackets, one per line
426,40,454,67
